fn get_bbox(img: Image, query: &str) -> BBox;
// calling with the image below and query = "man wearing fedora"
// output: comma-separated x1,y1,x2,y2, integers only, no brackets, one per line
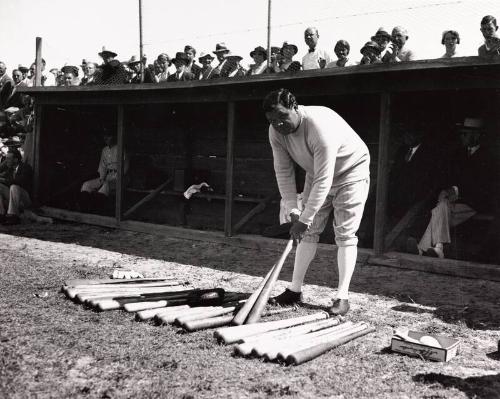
273,42,301,73
94,48,128,85
167,52,195,82
409,117,499,259
370,27,391,59
302,27,332,70
211,43,232,79
127,56,155,84
198,53,215,80
359,41,383,65
247,46,268,75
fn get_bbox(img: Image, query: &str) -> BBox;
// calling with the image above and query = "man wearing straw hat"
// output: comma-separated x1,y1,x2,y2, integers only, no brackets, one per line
264,88,370,316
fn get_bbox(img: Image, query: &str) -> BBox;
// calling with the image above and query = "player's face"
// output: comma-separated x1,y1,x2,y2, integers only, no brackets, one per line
266,104,301,135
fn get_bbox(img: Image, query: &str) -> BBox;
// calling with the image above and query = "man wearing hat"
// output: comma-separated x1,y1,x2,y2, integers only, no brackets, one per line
167,52,195,82
18,66,29,85
359,41,382,65
273,42,301,73
61,66,80,86
371,28,391,59
94,47,128,85
226,55,247,78
410,118,498,259
211,43,232,79
127,56,155,84
382,26,415,63
247,46,268,75
302,27,332,70
198,53,215,80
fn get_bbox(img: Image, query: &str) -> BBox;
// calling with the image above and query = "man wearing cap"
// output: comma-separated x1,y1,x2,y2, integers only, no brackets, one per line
94,48,128,85
61,66,80,86
382,26,415,63
198,53,215,80
211,43,232,79
359,41,383,65
247,46,268,75
167,52,195,82
410,118,498,259
302,27,332,70
264,88,370,315
184,46,202,78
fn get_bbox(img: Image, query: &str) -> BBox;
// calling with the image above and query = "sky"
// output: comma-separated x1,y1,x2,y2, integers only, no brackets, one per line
1,0,500,72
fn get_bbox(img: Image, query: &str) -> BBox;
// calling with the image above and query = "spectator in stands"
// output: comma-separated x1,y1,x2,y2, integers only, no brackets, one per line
0,62,14,109
127,56,155,83
382,26,415,63
274,42,301,73
80,62,98,85
326,40,354,68
371,27,391,59
211,43,235,79
184,45,202,79
409,118,498,258
198,53,215,80
61,66,80,86
478,15,500,57
80,130,128,209
18,66,29,84
0,148,32,225
154,53,172,82
225,55,247,78
441,30,461,58
26,63,36,86
49,68,60,85
5,69,27,109
37,59,56,86
302,27,332,70
359,41,382,65
167,52,195,82
94,47,128,85
247,46,268,75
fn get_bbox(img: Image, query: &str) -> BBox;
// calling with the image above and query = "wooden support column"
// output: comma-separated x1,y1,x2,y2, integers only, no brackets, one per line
373,92,391,255
32,104,42,205
224,101,235,237
115,105,124,222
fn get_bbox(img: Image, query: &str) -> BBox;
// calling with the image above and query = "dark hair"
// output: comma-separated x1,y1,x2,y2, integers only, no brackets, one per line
335,40,350,52
7,148,22,161
481,15,497,26
262,88,298,113
184,45,196,55
441,30,460,44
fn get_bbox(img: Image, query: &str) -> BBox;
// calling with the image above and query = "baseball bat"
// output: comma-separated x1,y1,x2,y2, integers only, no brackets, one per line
234,318,344,357
231,267,275,326
183,306,296,332
245,239,294,324
263,322,357,361
63,277,178,287
176,307,236,326
74,286,188,303
124,300,170,313
84,290,195,307
214,312,328,344
157,306,222,325
277,323,369,362
135,305,190,321
286,326,375,365
64,281,184,296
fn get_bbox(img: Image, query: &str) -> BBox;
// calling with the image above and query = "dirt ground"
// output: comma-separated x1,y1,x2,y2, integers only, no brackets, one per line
1,220,500,399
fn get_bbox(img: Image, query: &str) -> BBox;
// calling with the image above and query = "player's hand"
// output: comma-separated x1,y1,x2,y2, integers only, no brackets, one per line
290,220,308,244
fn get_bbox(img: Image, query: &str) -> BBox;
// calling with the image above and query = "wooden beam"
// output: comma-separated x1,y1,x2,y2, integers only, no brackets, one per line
115,105,124,222
233,194,276,234
34,38,42,87
40,206,118,228
123,177,173,219
373,92,391,255
32,104,42,205
224,101,235,237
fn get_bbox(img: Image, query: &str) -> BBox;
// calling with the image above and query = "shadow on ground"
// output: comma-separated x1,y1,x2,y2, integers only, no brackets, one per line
3,221,500,330
414,372,500,399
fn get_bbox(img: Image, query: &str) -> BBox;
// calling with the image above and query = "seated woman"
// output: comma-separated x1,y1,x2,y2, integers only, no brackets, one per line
326,40,354,68
247,46,268,76
441,30,461,58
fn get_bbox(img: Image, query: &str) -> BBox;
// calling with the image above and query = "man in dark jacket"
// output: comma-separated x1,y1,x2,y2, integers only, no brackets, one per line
0,148,33,224
167,53,195,82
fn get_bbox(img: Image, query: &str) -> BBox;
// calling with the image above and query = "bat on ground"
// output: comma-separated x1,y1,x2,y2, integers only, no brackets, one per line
135,305,191,321
156,306,222,325
63,277,179,287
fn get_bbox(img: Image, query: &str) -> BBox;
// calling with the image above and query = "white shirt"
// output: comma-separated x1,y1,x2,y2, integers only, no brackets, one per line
325,59,355,68
302,47,332,70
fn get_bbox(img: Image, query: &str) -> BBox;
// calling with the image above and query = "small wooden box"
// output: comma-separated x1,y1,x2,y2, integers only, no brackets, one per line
391,331,460,362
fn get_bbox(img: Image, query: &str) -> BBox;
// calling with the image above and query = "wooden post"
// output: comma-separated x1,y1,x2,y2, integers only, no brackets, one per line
32,104,42,204
138,0,145,83
35,37,42,87
224,102,235,237
266,0,272,69
373,92,391,255
116,105,124,222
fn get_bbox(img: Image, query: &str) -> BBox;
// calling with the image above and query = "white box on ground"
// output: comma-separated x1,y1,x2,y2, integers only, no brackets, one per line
391,330,460,362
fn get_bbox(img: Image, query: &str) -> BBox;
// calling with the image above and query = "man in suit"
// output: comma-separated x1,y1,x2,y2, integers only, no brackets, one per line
198,53,215,80
413,118,498,258
211,43,232,79
5,69,28,109
167,53,195,82
0,148,33,224
0,62,14,110
184,45,202,78
127,56,155,83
